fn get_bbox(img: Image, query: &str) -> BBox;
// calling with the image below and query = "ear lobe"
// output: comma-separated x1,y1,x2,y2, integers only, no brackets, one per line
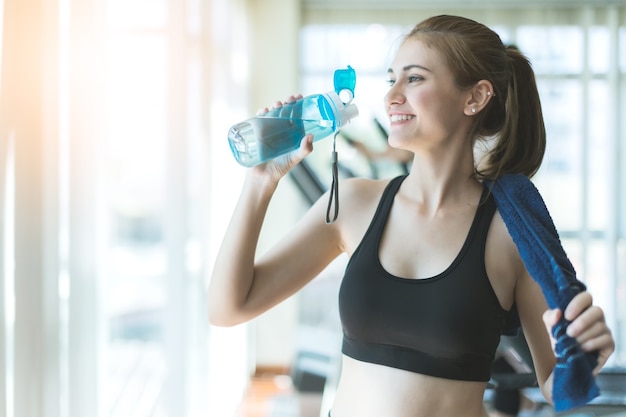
464,80,494,116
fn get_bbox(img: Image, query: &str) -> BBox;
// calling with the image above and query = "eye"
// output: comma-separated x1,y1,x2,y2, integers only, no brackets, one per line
386,79,396,86
407,75,424,83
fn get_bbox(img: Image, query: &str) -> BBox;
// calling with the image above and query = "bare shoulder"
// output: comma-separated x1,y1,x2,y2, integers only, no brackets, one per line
334,176,394,253
340,176,390,202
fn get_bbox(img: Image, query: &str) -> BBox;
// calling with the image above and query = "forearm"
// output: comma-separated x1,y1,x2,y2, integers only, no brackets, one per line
208,173,279,326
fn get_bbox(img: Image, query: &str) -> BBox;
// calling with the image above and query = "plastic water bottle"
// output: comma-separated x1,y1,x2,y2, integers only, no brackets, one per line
228,66,359,167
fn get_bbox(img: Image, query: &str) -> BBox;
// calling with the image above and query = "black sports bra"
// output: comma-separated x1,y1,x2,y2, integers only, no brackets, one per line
338,175,508,381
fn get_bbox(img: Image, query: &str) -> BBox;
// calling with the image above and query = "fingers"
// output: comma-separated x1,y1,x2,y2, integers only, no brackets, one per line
551,292,616,375
594,338,615,376
563,293,606,346
256,94,303,115
566,304,614,374
564,292,593,321
251,93,310,179
566,305,605,339
256,103,282,116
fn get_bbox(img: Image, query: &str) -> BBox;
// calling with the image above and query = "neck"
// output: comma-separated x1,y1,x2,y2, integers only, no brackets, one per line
401,148,481,212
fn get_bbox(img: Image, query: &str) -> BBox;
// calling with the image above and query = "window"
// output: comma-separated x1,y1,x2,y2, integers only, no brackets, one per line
102,0,212,415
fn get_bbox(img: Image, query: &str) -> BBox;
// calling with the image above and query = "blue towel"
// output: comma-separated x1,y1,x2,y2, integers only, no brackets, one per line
484,174,599,412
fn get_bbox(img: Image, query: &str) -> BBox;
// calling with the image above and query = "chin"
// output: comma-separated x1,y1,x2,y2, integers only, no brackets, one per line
387,135,411,150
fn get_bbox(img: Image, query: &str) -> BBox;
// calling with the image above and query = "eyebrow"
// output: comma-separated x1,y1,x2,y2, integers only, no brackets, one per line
387,64,432,74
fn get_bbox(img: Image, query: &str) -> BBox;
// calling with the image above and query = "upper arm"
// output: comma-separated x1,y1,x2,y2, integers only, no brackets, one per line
247,177,382,316
245,192,344,319
487,211,556,401
240,177,383,323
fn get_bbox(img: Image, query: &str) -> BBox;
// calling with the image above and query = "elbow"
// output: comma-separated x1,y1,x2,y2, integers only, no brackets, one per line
541,385,553,407
208,308,234,327
207,289,242,327
208,305,246,327
208,310,225,327
209,315,239,328
538,373,554,406
207,285,255,326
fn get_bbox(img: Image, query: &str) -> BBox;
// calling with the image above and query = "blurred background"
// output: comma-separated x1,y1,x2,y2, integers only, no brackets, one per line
0,0,625,417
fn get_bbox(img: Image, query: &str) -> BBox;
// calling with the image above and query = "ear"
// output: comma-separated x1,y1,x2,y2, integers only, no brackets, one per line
464,80,495,116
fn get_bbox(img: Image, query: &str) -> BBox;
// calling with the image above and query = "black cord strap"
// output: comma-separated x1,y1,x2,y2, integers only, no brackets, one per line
325,132,340,224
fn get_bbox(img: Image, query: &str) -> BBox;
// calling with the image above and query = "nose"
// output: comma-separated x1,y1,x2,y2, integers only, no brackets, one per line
384,82,405,108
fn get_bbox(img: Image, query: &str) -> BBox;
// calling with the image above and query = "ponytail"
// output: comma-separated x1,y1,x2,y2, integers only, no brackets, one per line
477,47,546,179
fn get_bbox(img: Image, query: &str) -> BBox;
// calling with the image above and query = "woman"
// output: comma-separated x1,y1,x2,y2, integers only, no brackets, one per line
209,15,614,417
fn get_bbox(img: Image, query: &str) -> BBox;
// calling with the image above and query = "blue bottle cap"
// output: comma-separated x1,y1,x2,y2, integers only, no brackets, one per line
334,66,356,102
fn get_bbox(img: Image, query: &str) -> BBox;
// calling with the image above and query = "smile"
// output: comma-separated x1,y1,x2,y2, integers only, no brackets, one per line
390,114,415,123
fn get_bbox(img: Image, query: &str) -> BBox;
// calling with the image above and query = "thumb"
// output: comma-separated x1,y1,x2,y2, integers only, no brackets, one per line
291,134,314,163
542,308,561,330
300,134,314,153
276,134,314,175
543,308,562,350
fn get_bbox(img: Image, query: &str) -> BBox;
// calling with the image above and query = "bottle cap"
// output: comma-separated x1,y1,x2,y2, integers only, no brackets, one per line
337,102,359,126
334,66,356,103
324,92,359,127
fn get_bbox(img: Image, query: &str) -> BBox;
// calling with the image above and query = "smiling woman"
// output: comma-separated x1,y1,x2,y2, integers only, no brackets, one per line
298,8,626,371
209,13,615,417
1,2,625,417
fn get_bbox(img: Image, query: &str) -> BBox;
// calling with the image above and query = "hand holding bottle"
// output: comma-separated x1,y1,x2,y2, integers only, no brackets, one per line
248,94,314,183
227,66,358,168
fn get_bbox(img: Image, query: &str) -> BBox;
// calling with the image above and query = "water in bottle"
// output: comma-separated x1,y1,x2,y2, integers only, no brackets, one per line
228,66,358,167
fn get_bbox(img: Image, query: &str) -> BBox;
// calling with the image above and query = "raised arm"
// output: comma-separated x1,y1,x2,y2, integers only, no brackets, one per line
209,97,343,326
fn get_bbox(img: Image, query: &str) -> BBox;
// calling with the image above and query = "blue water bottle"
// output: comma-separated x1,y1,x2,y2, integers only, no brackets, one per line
227,66,359,167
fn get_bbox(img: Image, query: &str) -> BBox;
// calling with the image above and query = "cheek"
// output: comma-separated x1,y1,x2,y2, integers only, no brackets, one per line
417,91,463,124
411,92,448,126
414,87,448,111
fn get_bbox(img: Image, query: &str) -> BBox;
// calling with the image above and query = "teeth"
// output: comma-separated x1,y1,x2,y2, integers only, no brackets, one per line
390,114,415,122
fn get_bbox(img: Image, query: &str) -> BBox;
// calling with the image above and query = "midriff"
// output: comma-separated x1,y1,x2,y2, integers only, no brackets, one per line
330,355,491,417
